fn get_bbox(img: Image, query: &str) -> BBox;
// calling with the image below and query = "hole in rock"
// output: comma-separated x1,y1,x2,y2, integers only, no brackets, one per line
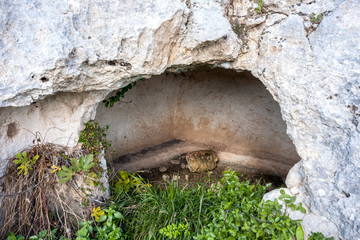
108,60,116,66
95,67,300,187
40,77,48,82
7,122,18,138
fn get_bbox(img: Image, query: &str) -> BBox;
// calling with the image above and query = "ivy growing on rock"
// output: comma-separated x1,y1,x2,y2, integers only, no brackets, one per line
103,78,145,107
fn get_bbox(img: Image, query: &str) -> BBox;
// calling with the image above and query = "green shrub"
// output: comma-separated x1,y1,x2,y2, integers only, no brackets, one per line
193,170,305,240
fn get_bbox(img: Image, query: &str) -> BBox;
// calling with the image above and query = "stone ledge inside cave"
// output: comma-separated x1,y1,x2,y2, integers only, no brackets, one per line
95,67,300,177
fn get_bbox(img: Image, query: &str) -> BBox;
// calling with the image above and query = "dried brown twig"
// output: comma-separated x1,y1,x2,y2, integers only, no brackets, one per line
0,134,90,239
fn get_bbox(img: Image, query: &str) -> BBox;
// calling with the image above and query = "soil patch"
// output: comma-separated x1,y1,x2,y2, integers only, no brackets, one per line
137,153,285,191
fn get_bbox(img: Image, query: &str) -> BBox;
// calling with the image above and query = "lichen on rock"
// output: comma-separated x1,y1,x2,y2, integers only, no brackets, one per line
186,150,219,173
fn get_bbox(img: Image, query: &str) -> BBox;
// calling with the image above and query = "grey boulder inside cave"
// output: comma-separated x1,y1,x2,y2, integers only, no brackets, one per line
0,0,360,239
95,68,300,177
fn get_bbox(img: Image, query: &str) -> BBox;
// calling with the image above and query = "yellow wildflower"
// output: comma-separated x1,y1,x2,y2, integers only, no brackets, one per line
50,165,62,173
91,206,105,222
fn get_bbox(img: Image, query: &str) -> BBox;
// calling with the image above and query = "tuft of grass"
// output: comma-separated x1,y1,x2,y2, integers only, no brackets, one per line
114,179,211,240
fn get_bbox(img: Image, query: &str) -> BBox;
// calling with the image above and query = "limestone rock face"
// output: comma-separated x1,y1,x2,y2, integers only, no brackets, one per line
186,150,219,173
0,0,359,239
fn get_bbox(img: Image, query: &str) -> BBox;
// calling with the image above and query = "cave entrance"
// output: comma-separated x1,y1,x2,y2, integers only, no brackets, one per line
95,67,300,183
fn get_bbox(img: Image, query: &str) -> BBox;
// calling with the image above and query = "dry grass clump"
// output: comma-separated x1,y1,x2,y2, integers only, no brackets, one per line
0,134,89,239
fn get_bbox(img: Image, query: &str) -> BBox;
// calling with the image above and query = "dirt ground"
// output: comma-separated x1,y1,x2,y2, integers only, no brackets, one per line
137,153,285,191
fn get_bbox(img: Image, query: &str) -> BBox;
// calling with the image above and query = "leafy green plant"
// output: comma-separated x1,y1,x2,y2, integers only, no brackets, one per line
79,120,111,158
257,0,264,14
13,152,39,175
117,169,313,240
7,229,62,240
310,13,323,23
193,170,305,240
7,232,25,240
56,154,98,184
103,82,136,107
7,169,335,240
75,220,93,240
159,223,189,239
113,171,151,193
308,232,335,240
76,206,125,240
279,189,306,213
103,78,145,107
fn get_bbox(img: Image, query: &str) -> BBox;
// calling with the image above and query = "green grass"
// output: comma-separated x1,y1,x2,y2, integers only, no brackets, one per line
8,170,334,240
111,170,307,240
114,179,210,239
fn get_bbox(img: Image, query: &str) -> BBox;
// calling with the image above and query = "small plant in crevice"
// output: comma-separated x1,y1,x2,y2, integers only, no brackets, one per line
78,120,112,160
257,0,264,14
310,13,323,24
103,78,145,107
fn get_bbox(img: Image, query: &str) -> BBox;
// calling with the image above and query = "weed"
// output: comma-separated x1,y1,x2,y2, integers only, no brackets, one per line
308,232,335,240
113,171,151,193
159,223,189,239
56,154,98,185
7,228,59,240
78,120,111,159
13,152,39,175
103,78,145,107
257,0,264,14
193,170,304,239
76,205,125,240
311,13,323,23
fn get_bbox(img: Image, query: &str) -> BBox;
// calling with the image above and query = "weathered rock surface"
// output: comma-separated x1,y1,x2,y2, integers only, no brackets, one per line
0,0,359,239
186,150,219,173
